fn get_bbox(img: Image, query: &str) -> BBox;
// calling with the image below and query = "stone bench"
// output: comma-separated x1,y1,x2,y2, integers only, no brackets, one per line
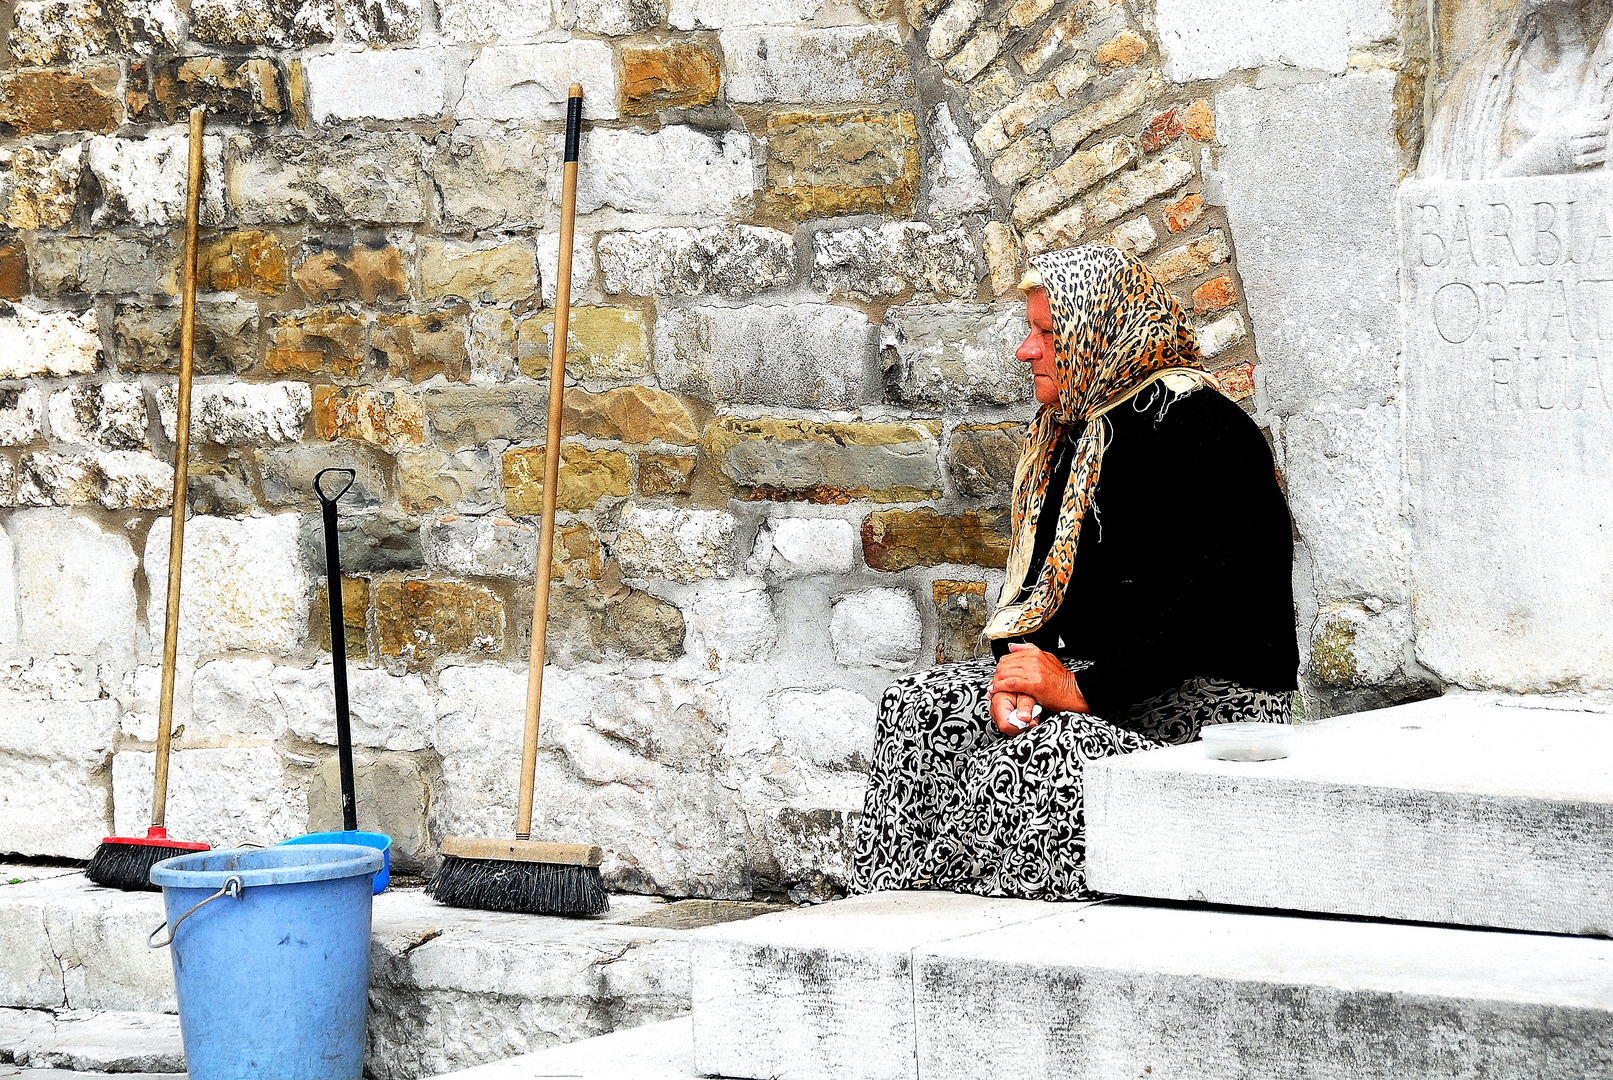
1085,693,1613,934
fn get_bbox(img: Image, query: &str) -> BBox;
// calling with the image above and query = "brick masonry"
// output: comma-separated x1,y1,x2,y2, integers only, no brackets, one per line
0,0,1413,899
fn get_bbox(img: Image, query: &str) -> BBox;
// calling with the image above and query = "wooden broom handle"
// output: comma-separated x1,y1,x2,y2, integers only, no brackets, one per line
152,108,203,828
517,85,582,840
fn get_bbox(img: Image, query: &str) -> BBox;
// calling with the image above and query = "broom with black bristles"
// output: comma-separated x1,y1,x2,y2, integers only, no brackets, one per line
85,107,211,890
427,84,608,917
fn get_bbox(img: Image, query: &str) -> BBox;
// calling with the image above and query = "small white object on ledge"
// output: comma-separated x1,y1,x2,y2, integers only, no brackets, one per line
1201,722,1292,761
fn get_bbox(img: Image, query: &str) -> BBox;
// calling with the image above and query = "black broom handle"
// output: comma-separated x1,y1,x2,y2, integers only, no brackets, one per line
314,468,358,833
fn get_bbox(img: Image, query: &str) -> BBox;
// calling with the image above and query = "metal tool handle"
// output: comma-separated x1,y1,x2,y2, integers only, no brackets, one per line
148,875,243,949
313,468,358,833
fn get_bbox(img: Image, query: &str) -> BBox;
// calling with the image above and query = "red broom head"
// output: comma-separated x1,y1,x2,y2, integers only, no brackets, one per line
97,826,210,852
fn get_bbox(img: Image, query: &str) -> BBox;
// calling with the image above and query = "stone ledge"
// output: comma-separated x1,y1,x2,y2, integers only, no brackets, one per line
1085,694,1613,935
429,1017,693,1079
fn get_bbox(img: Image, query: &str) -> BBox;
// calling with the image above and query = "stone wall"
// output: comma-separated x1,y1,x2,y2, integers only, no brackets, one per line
0,0,1432,897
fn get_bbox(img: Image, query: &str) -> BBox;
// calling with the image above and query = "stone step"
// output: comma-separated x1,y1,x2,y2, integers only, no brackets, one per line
1085,693,1613,935
0,870,782,1080
690,891,1613,1080
428,1018,694,1079
0,1007,183,1073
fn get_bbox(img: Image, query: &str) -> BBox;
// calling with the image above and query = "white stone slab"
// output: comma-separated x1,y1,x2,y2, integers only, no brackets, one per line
915,902,1613,1080
2,1009,183,1073
1401,173,1613,692
1155,0,1394,82
1086,695,1613,935
429,1017,693,1079
690,891,1060,1080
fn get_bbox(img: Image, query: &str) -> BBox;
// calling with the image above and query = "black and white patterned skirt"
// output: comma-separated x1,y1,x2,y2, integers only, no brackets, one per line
848,658,1291,901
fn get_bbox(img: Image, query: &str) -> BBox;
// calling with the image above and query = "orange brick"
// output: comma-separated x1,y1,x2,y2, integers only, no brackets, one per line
1216,361,1255,402
1096,30,1148,70
1184,98,1215,141
1164,192,1205,233
1193,275,1237,314
1140,107,1183,154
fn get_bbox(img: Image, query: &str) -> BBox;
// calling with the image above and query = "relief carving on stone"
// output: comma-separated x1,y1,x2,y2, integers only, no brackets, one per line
1422,0,1613,178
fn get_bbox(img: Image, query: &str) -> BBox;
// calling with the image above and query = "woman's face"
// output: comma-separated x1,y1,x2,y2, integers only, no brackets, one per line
1016,287,1061,406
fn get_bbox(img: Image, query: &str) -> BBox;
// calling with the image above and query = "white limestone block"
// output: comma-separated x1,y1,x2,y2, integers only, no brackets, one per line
669,0,818,29
0,304,99,378
924,103,990,216
85,131,225,228
0,875,175,1012
462,42,619,121
720,26,914,105
830,589,921,670
273,664,434,751
142,514,309,656
573,126,755,218
13,510,138,664
0,387,43,445
436,0,556,42
613,505,737,584
0,699,119,858
915,902,1613,1080
691,891,1057,1080
304,47,448,122
654,303,872,409
751,517,858,578
1155,0,1394,82
156,381,311,445
112,745,305,849
0,524,16,657
536,228,598,305
1086,696,1613,935
686,581,776,666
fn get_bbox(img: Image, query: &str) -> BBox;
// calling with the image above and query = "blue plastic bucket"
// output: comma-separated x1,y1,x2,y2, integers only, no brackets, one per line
149,845,383,1080
278,830,391,894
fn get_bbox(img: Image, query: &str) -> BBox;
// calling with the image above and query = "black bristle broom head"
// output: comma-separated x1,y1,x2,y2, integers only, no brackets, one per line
85,830,210,892
428,855,609,916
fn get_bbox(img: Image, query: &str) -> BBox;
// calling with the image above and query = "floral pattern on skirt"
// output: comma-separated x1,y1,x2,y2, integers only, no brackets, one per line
848,658,1292,901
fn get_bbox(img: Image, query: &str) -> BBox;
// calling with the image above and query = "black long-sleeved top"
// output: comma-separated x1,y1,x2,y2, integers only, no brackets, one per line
992,386,1299,719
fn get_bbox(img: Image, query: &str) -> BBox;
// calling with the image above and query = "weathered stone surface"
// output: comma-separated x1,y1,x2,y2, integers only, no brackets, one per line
312,385,424,450
670,0,818,27
520,306,651,384
258,442,389,509
722,26,913,104
1196,310,1247,359
933,579,990,663
270,664,434,751
862,508,1011,571
143,513,309,655
575,126,754,218
576,0,661,34
0,388,44,446
128,56,287,125
973,60,1091,154
397,447,500,513
198,230,290,295
432,130,550,233
313,574,369,654
1164,191,1206,233
374,579,505,669
13,510,136,663
503,444,631,514
1049,72,1159,152
424,513,535,579
703,417,943,503
113,302,259,375
46,383,148,450
983,221,1019,297
1096,28,1148,69
547,582,688,667
749,517,858,577
925,102,991,216
293,242,407,304
945,27,1005,82
766,111,918,218
622,42,722,114
305,48,445,122
927,0,984,63
990,132,1052,187
341,0,420,41
266,306,366,377
421,385,548,448
462,42,619,121
113,746,306,849
1013,136,1135,228
1082,151,1196,234
1155,0,1395,82
685,582,774,666
882,303,1030,407
1217,74,1400,414
436,0,555,42
0,700,120,858
1192,274,1237,314
29,237,174,297
300,508,424,575
157,381,311,445
562,386,698,446
308,752,431,871
830,588,921,669
0,303,98,378
420,238,536,303
598,226,793,298
1149,227,1230,285
1140,105,1185,154
86,132,226,228
614,505,737,583
0,241,27,300
7,0,109,65
1094,214,1159,256
814,223,978,302
189,0,336,46
535,230,597,308
227,133,428,225
15,449,173,510
0,65,121,135
1184,96,1214,140
374,310,470,383
638,453,696,497
1403,173,1613,691
655,304,872,409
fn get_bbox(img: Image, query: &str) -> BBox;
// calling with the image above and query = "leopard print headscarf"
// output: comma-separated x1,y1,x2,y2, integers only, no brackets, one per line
984,245,1220,641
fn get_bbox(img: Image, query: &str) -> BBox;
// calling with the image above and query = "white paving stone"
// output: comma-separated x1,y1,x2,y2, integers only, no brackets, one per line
829,589,921,670
915,901,1613,1080
654,303,871,409
1155,0,1395,82
304,47,448,122
720,25,914,105
142,513,309,656
573,127,755,218
1087,695,1613,935
461,42,618,121
0,304,99,378
112,745,305,850
690,892,1055,1080
13,511,137,664
0,1009,183,1073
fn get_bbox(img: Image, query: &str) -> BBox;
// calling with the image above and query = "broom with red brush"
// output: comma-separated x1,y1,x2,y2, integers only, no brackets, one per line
85,108,211,889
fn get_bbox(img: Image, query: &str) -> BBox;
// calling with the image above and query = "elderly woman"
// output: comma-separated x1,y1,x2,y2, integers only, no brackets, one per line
850,245,1298,901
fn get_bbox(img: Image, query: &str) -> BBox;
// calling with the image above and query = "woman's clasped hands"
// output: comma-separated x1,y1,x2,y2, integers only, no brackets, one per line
989,641,1090,736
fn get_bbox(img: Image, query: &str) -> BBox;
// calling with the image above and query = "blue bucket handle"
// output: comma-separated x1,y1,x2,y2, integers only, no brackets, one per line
149,874,244,949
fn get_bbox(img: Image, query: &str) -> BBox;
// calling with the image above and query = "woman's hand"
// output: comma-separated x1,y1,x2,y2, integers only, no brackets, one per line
991,642,1090,723
990,690,1040,736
